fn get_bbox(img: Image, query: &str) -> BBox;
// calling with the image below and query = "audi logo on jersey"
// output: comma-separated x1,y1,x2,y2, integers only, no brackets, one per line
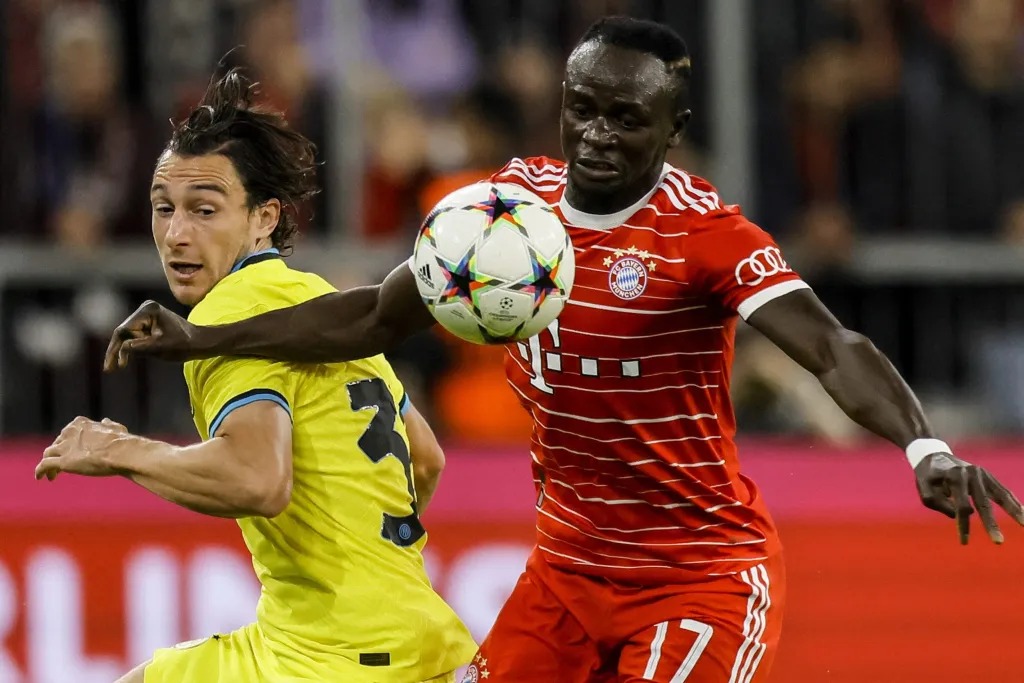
734,246,791,286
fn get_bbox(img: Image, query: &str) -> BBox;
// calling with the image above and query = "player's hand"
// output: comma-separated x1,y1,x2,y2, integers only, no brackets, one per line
104,300,197,370
35,417,128,481
914,452,1024,545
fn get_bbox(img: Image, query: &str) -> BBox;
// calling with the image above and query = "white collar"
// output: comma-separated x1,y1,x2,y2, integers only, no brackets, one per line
558,163,672,230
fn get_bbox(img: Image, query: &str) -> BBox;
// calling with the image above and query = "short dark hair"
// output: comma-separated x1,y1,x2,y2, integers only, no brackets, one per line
164,68,319,255
576,16,692,108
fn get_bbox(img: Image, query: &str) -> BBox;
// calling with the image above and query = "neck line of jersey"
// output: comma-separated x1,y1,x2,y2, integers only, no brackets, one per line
558,163,673,230
230,247,281,273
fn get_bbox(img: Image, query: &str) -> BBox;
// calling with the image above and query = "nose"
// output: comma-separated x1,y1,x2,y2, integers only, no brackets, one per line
581,117,616,149
164,209,192,247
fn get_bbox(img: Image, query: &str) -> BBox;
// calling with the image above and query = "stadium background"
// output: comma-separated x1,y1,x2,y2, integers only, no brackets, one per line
1,0,1023,681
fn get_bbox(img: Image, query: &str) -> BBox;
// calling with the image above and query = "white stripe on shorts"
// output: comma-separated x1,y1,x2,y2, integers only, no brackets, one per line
728,564,771,683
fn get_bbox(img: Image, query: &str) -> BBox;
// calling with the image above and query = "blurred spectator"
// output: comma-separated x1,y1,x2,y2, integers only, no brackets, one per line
418,84,523,213
233,0,331,238
763,0,907,267
774,0,1024,258
909,0,1024,241
5,0,57,110
16,1,153,248
495,41,564,158
360,79,434,240
366,0,479,105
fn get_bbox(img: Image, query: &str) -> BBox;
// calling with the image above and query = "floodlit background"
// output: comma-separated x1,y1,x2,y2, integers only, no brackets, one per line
1,1,1023,681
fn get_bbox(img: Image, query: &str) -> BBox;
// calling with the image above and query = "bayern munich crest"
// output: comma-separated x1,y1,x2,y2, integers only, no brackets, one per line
608,255,649,300
463,653,491,681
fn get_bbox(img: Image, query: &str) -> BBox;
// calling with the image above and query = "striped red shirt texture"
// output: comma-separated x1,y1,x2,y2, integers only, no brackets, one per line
493,157,809,583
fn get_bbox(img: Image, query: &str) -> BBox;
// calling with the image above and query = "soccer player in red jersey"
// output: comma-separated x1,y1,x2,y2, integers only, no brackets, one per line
106,17,1024,683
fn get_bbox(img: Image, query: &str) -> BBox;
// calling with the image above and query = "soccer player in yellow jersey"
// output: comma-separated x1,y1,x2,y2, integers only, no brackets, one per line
34,69,476,682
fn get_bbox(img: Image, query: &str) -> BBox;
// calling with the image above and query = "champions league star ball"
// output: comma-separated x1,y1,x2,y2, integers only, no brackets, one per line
412,182,575,344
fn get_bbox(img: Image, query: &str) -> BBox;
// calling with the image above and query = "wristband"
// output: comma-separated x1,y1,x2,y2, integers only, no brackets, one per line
905,438,951,468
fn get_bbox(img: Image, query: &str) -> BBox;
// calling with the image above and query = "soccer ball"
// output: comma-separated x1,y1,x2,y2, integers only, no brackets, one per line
412,182,575,344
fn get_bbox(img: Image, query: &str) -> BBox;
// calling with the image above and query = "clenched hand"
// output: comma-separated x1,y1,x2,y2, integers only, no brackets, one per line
104,300,197,371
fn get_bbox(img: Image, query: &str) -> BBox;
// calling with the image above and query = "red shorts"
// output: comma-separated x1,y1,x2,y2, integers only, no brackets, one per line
462,551,785,683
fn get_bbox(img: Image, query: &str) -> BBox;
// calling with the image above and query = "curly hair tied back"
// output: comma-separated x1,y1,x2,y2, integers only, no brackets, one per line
165,68,320,254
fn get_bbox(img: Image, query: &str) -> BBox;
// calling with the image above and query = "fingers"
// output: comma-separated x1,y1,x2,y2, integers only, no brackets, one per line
35,445,62,481
967,467,1003,544
104,300,162,372
982,469,1024,527
100,417,127,433
116,330,163,369
118,337,146,369
919,480,956,519
34,459,60,480
104,333,141,372
103,333,121,372
948,468,974,545
105,327,139,372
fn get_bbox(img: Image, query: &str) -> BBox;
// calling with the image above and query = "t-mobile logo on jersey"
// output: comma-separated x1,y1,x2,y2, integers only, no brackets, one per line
517,320,642,393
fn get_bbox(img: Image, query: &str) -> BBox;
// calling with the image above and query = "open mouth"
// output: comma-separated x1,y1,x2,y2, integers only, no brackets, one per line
577,158,618,172
169,261,203,278
574,158,622,182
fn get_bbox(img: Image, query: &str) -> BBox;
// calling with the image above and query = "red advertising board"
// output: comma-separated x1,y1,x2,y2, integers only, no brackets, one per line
1,440,1023,682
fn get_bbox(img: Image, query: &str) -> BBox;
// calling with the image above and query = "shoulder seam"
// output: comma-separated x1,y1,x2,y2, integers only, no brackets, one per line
659,170,722,215
499,157,567,193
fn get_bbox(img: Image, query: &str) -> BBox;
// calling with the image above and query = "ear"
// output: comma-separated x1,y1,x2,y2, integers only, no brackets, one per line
253,199,281,241
667,109,691,149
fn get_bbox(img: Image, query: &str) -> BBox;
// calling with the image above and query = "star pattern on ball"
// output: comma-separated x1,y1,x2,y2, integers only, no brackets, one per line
433,243,501,316
508,244,562,312
419,205,458,247
466,186,533,239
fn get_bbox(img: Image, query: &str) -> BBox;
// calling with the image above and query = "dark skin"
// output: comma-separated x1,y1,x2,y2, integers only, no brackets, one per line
105,41,1024,545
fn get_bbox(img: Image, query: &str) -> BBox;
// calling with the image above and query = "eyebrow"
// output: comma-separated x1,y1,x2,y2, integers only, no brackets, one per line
568,87,648,109
150,182,228,196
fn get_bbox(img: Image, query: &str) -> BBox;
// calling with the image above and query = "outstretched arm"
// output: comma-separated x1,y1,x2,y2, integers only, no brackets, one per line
747,289,929,448
747,288,1024,543
36,402,293,518
106,263,435,367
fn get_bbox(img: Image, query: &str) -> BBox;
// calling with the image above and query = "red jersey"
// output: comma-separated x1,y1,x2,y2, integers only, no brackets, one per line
492,157,809,584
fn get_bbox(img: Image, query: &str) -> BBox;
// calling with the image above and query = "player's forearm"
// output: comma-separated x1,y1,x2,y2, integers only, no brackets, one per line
193,266,435,363
107,435,283,517
413,463,442,513
192,289,382,363
814,328,934,448
748,291,935,450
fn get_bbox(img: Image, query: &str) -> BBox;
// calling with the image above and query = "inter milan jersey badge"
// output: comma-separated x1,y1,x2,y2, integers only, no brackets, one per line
608,255,649,300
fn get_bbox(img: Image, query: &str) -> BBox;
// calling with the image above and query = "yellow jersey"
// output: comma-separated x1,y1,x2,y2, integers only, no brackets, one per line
182,250,476,681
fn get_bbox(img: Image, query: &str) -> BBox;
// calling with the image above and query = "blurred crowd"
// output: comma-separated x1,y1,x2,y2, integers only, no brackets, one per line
3,0,1024,441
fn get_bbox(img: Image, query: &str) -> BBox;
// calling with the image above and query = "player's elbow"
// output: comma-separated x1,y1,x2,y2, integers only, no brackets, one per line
813,327,874,380
815,328,887,417
406,406,446,480
415,441,446,483
239,454,293,518
247,475,292,518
